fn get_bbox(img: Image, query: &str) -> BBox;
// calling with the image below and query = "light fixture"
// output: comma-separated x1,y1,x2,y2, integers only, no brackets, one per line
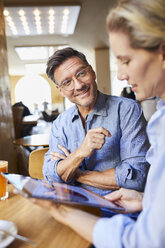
25,63,47,74
3,5,81,36
15,45,68,61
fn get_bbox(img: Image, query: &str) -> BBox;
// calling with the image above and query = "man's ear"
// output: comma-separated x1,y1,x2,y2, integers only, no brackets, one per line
89,65,96,80
56,85,65,97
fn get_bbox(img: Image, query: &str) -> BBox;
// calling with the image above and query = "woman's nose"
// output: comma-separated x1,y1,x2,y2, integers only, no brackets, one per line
117,71,128,81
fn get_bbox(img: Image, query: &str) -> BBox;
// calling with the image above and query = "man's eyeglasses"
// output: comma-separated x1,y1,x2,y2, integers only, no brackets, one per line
58,66,90,91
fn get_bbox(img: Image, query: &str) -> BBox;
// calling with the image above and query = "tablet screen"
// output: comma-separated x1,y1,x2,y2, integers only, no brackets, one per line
2,173,124,211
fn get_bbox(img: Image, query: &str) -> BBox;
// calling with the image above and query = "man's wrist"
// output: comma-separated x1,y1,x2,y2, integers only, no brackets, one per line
75,146,86,160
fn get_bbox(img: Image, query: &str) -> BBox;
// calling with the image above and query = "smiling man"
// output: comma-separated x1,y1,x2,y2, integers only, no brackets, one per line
43,47,149,196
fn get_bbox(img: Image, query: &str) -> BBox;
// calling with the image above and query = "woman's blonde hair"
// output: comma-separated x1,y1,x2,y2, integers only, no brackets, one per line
107,0,165,50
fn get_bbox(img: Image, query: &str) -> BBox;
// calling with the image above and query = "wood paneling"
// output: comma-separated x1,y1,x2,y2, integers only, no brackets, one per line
0,0,17,172
95,48,111,94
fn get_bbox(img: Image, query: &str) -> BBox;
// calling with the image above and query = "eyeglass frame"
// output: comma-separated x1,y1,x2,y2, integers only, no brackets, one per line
54,65,91,91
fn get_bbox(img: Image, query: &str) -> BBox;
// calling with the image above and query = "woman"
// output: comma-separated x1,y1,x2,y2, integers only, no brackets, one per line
31,0,165,247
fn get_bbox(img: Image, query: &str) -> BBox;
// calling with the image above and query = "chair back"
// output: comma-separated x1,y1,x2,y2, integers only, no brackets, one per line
29,147,49,179
12,106,24,139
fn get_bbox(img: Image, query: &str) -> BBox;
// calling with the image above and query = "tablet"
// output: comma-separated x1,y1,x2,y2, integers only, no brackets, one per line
2,173,124,211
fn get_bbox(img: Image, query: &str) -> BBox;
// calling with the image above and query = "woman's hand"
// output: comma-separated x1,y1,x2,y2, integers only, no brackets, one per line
104,188,143,213
50,145,70,161
30,198,74,226
30,198,98,243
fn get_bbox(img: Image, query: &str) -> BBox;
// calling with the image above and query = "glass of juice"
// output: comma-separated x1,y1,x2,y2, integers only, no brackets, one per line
0,161,8,200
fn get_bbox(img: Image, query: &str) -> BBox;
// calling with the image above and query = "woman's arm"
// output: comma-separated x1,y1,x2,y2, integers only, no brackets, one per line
31,199,99,243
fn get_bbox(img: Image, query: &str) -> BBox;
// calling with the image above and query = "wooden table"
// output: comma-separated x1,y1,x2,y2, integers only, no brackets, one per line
13,134,50,152
0,185,92,248
22,116,38,126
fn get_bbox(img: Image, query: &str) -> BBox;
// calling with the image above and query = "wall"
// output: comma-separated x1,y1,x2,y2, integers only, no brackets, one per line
0,0,17,172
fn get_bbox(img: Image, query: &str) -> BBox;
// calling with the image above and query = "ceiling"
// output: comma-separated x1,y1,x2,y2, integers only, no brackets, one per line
4,0,117,75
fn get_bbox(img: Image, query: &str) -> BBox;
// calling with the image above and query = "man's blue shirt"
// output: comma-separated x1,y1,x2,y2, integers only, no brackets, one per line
43,91,149,196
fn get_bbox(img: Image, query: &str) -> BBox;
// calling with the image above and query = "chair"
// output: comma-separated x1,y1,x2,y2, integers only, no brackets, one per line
12,106,24,139
29,147,49,179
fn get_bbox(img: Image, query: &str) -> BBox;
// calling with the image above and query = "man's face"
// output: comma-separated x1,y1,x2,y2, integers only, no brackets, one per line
54,56,98,109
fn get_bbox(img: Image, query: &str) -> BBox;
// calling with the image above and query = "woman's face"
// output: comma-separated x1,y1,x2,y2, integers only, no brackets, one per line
109,31,165,101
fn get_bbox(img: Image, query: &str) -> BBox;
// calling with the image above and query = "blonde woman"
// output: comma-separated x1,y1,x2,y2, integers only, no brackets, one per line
31,0,165,247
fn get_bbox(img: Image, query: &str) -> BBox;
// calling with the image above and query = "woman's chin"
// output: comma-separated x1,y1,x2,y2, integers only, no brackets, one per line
136,93,148,102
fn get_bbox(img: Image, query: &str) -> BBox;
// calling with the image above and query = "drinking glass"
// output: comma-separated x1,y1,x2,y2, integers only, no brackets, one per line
0,160,8,200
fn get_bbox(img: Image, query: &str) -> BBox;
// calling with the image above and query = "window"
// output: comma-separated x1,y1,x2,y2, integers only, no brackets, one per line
15,75,51,113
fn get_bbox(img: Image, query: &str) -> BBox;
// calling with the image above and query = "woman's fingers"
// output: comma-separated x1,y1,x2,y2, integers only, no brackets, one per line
104,190,122,201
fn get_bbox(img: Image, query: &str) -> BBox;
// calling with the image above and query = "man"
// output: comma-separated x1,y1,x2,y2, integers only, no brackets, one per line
43,47,149,196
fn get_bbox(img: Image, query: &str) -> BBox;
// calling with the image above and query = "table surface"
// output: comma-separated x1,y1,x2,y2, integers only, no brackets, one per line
0,185,94,248
13,134,49,147
22,116,38,125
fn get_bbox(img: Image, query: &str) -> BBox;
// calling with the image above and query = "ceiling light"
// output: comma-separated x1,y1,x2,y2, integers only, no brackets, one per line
20,16,26,22
5,15,18,35
4,5,80,36
15,45,69,61
3,9,9,16
33,9,40,16
18,9,25,16
6,16,12,22
49,9,55,15
63,8,70,15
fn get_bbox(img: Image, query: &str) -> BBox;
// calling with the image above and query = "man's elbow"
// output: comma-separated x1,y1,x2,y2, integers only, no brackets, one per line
58,169,76,183
60,173,71,182
124,174,147,192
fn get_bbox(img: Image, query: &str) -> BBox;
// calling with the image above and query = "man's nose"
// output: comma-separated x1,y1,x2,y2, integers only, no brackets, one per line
73,76,85,89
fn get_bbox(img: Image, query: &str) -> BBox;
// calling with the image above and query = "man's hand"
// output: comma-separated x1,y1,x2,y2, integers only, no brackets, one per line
50,145,69,161
79,127,111,158
50,127,111,161
104,188,143,213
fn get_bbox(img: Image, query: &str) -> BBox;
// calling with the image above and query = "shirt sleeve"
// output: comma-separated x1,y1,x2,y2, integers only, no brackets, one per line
42,116,75,184
115,101,150,191
93,164,165,247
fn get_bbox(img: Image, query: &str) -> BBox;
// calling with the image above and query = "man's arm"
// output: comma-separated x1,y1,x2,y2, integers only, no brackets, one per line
75,168,119,190
56,127,111,182
51,145,119,189
114,101,150,191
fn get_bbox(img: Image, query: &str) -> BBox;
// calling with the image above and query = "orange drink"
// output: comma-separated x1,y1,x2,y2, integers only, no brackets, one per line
0,160,8,200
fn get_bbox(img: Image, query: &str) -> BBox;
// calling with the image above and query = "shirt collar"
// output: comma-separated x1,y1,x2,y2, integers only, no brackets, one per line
71,91,108,122
157,98,165,110
91,91,108,117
